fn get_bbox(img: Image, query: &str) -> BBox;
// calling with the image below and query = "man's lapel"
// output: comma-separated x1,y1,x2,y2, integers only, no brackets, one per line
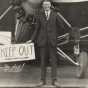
42,10,47,20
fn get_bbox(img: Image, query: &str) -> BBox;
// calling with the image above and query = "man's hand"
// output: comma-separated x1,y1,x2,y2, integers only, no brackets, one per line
26,40,32,44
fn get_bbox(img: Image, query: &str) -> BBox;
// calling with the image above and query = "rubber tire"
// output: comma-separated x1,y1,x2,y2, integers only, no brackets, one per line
77,51,88,78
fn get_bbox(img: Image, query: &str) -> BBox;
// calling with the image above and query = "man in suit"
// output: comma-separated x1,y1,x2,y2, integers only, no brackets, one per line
14,0,34,43
28,0,70,85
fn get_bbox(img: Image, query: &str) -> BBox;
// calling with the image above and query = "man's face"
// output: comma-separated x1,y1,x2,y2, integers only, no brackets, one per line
42,1,51,11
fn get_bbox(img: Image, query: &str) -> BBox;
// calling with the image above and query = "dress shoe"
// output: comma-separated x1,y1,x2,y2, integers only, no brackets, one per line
77,74,85,79
51,79,56,86
76,71,86,79
36,80,46,87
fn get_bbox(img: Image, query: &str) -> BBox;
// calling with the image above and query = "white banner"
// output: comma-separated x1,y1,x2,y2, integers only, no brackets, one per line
0,43,35,63
0,31,11,44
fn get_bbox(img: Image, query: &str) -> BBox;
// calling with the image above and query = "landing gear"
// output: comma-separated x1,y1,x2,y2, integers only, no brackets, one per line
77,51,88,78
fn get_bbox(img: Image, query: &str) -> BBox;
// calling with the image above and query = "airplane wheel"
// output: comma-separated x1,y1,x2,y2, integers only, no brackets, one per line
77,51,88,78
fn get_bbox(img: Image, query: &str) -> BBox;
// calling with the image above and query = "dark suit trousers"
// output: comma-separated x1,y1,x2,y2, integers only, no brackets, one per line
40,45,57,81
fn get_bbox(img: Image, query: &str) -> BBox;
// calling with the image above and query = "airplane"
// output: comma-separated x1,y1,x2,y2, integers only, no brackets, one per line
0,0,88,77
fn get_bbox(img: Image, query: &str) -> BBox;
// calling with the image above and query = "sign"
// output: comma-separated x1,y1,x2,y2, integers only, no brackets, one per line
0,31,11,45
0,43,35,63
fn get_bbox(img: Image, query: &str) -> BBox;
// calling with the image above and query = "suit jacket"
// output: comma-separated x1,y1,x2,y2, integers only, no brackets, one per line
15,16,34,43
31,9,70,47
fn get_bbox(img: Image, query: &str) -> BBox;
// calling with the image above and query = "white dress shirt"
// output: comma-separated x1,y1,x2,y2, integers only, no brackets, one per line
45,10,51,20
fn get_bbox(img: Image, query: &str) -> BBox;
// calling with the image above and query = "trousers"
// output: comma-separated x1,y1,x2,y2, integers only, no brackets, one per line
39,45,57,81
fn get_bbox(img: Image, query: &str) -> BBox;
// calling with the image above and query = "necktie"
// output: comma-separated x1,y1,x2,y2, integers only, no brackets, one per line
46,11,49,20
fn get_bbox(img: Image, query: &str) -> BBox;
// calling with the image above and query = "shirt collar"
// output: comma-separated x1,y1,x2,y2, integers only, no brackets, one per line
45,10,51,14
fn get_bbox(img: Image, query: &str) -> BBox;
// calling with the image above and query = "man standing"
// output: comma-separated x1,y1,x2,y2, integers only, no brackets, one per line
29,0,70,85
14,0,34,43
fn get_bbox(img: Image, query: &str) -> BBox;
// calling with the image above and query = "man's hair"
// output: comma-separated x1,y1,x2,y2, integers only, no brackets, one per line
12,0,28,19
41,0,52,5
